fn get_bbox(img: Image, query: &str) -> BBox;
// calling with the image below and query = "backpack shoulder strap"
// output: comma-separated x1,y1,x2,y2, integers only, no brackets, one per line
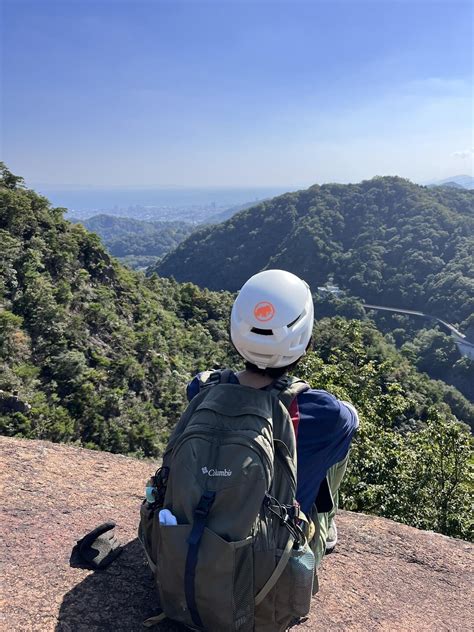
165,369,235,457
269,376,308,470
196,368,234,389
270,375,310,410
254,533,295,606
197,369,224,390
219,368,234,384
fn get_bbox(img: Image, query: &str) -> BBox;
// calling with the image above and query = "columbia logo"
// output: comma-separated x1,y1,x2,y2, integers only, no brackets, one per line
201,466,232,477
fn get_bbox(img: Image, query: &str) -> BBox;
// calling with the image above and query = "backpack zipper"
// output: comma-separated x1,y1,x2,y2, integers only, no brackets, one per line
274,439,297,490
208,428,274,486
171,429,274,490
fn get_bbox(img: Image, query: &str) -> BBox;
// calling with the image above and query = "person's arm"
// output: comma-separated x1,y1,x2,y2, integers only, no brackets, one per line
339,400,360,431
294,389,359,514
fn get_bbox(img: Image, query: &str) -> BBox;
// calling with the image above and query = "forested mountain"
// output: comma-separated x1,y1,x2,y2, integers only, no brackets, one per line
431,182,465,190
312,290,474,406
72,214,196,269
156,177,473,329
73,208,252,269
0,164,472,540
0,165,234,456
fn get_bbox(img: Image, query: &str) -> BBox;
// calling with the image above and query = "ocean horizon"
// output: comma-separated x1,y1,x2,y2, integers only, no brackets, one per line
34,185,301,213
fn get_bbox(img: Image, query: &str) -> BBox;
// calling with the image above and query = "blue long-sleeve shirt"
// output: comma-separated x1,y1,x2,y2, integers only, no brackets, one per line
293,389,358,513
186,371,358,514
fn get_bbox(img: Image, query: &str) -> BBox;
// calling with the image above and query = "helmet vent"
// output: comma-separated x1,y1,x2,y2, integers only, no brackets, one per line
251,352,273,361
287,313,303,328
251,327,274,336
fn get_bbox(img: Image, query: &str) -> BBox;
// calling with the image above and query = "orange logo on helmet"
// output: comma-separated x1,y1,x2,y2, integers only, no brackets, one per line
254,301,275,322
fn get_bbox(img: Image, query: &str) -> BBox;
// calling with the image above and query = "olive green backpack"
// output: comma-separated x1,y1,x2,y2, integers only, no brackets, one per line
139,370,315,631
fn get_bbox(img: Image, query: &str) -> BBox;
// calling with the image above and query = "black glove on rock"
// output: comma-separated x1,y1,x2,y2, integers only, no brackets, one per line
70,521,123,570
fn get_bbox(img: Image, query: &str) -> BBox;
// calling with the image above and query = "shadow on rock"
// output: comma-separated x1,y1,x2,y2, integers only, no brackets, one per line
56,539,186,632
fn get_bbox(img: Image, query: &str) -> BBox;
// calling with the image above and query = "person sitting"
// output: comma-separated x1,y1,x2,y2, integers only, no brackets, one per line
186,269,359,572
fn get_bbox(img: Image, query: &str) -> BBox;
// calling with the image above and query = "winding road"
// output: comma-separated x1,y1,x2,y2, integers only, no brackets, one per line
362,303,474,360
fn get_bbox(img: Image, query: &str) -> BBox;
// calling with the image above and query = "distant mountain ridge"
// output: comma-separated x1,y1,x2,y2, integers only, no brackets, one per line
72,214,195,260
156,176,474,327
72,210,254,269
206,200,264,224
429,175,474,189
431,181,465,190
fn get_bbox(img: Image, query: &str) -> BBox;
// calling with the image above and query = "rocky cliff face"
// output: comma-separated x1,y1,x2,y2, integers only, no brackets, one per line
2,436,473,631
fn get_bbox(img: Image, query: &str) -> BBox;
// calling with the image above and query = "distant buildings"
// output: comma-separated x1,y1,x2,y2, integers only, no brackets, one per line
317,276,343,297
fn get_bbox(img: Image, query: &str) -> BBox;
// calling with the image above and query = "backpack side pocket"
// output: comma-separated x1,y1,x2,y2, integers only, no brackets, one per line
274,540,315,623
139,501,160,572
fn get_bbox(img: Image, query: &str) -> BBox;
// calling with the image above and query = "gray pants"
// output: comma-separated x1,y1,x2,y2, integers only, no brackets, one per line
310,451,350,570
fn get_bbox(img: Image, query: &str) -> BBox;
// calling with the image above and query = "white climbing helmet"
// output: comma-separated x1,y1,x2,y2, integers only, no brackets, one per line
230,269,314,369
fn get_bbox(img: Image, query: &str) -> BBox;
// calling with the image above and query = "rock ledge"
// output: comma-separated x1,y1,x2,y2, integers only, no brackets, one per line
1,436,473,631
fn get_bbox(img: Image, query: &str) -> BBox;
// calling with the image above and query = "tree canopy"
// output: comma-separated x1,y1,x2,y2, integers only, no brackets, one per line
156,177,473,329
75,214,196,265
0,165,472,540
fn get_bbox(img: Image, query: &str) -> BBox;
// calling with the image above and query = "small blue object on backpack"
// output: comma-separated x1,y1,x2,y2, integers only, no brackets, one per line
159,509,178,526
145,486,156,504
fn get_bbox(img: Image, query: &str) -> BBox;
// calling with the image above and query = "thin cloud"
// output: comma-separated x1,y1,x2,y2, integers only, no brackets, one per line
405,77,471,95
452,148,474,159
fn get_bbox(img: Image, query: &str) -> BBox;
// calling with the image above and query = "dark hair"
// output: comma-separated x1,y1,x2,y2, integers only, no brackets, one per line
244,360,300,379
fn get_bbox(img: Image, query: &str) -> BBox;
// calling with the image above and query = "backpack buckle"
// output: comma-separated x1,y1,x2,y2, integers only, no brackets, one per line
289,502,300,521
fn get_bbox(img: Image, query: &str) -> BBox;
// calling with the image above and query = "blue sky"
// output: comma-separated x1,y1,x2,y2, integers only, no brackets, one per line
2,0,473,187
